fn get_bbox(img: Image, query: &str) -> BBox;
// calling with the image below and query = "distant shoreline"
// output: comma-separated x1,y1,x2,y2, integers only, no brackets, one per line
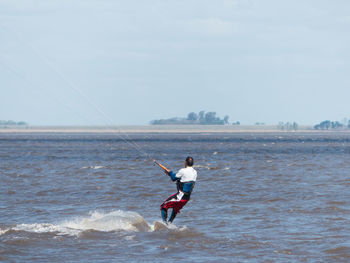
0,125,328,133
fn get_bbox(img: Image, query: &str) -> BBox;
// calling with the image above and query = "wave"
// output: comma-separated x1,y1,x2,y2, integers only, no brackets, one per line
81,166,105,170
0,210,185,237
193,164,230,170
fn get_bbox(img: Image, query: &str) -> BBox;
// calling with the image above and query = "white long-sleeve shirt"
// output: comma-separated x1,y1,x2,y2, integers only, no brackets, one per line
175,167,197,182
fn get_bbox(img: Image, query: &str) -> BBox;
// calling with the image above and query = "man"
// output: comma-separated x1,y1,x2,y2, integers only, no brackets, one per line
160,156,197,224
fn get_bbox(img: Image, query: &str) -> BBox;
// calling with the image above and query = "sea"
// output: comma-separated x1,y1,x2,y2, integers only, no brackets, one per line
1,131,350,262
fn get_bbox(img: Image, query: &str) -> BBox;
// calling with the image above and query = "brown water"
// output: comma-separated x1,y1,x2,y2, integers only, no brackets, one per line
1,132,350,262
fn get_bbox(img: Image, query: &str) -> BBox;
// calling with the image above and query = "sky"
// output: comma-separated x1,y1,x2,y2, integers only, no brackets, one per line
0,0,350,126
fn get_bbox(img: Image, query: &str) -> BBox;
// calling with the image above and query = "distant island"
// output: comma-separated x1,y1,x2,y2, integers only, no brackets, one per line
150,111,239,125
314,120,347,130
0,120,28,126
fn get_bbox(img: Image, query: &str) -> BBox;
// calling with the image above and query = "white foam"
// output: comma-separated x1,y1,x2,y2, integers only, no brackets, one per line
7,210,152,236
13,223,76,236
2,210,188,237
61,210,150,233
0,228,9,235
151,221,187,232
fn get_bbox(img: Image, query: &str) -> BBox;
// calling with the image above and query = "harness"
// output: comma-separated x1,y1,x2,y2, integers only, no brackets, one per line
176,180,196,196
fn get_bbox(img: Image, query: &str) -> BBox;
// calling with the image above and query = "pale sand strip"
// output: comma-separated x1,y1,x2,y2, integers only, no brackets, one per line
0,125,317,133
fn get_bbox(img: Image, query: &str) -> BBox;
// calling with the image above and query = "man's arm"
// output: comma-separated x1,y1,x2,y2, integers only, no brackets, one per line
168,171,178,181
160,166,177,181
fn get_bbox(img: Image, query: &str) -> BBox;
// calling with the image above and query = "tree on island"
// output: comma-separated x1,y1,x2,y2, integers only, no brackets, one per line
224,115,229,124
198,111,205,121
278,122,298,131
187,112,198,121
151,111,236,125
314,120,344,130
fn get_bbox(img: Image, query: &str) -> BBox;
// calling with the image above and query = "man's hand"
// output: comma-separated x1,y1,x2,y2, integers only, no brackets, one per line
154,160,170,175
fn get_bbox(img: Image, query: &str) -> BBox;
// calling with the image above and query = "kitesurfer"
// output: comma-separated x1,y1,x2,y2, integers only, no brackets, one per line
159,156,197,224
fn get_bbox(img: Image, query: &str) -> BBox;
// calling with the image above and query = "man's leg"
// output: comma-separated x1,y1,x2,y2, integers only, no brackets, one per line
168,209,177,223
161,208,168,223
160,193,178,223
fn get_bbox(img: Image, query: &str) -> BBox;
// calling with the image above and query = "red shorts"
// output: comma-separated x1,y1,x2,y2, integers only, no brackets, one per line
160,192,189,213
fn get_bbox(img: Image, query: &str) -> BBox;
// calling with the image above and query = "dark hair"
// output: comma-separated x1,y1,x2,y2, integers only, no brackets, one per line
186,156,194,167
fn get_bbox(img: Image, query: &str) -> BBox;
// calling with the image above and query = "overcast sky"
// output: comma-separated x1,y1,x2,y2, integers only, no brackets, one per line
1,0,349,125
